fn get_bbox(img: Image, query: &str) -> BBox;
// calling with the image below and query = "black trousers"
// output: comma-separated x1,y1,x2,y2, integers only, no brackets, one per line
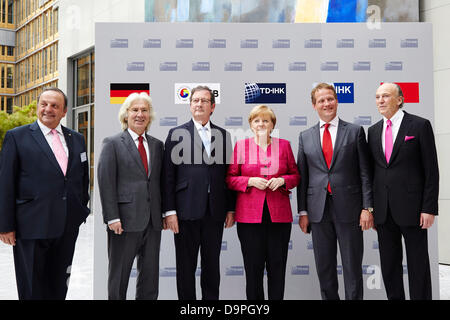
237,201,291,300
174,206,224,300
376,206,432,300
310,194,364,300
13,226,80,300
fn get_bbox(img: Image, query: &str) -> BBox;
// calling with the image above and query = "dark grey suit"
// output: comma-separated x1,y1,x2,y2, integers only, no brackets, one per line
97,130,163,300
297,118,372,299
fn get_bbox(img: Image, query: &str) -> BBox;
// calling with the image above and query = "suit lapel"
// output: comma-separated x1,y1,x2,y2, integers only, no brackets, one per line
330,119,348,169
389,111,412,165
189,120,204,154
373,119,386,165
311,123,328,169
29,121,64,175
121,131,148,177
145,133,154,178
62,126,74,174
208,122,221,160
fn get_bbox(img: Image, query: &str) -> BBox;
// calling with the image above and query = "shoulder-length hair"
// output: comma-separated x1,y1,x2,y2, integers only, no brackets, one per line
118,92,155,131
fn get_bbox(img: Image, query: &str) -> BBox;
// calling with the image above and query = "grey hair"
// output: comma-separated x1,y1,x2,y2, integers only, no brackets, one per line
393,83,404,108
118,92,155,131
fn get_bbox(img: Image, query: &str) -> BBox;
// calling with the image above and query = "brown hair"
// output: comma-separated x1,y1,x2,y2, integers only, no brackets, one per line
190,85,215,105
311,83,337,104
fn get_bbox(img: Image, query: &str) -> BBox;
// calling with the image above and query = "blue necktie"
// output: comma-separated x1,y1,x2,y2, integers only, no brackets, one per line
199,126,211,156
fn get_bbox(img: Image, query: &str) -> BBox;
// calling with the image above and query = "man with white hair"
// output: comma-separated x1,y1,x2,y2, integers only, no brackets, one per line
97,92,164,300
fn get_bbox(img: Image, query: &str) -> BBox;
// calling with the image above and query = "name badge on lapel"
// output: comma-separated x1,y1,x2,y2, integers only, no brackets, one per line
80,152,87,162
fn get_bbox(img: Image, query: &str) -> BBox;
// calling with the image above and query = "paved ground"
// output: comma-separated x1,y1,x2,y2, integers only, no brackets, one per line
1,214,449,300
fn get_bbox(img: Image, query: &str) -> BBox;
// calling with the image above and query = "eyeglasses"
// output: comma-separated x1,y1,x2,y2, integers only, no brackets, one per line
191,98,211,104
128,107,149,114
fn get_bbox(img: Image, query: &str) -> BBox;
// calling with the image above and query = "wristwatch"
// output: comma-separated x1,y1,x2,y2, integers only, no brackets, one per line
364,207,374,214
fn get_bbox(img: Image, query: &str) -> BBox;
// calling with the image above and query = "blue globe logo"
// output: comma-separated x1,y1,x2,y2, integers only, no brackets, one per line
245,83,261,103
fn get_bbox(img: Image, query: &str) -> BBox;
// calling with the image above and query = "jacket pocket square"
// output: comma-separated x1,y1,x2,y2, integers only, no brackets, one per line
404,136,415,141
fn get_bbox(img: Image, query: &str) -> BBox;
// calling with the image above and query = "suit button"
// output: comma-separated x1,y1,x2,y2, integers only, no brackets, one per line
62,197,67,200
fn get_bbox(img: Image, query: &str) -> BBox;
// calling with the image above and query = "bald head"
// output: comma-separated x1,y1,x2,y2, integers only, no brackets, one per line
375,83,404,119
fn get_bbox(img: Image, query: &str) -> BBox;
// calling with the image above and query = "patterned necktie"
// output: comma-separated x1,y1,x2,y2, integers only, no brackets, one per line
199,126,211,156
51,129,68,175
138,136,149,175
322,123,333,193
385,119,393,163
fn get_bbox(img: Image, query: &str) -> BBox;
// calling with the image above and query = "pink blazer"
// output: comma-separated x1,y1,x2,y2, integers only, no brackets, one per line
226,138,300,223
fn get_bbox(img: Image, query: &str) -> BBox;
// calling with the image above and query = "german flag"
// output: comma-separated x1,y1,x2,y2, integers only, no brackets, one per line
110,83,150,104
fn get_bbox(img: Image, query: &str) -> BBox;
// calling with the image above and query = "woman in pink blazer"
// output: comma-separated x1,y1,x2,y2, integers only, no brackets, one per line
226,105,300,300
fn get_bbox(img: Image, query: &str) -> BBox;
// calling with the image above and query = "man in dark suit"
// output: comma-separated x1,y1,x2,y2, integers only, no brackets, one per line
368,82,439,300
0,87,90,300
297,83,373,300
163,85,235,300
97,92,163,300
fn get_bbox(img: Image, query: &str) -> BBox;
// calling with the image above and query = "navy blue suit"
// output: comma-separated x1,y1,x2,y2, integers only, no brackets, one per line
0,121,90,299
162,120,235,299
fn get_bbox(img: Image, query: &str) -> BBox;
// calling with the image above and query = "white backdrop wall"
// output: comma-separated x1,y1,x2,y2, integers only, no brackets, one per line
94,22,438,299
421,0,450,265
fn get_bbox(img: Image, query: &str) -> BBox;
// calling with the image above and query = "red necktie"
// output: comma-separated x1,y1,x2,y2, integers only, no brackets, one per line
322,123,333,193
138,136,149,175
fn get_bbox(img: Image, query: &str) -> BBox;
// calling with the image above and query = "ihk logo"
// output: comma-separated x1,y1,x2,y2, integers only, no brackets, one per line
334,82,354,103
245,83,286,104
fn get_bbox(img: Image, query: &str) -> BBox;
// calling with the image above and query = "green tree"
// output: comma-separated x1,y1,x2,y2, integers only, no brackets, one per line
0,101,37,150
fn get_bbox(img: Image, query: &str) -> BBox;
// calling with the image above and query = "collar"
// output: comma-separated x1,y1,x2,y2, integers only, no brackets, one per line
319,115,339,128
192,118,211,131
383,109,404,125
37,119,63,136
127,128,147,142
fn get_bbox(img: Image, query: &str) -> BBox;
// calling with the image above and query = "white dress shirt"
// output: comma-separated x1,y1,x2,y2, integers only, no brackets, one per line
381,109,404,154
192,118,212,142
319,115,339,148
108,128,150,225
37,119,68,157
299,115,339,216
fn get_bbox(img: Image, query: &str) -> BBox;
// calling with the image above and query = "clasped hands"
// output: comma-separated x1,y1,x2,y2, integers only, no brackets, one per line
248,177,285,191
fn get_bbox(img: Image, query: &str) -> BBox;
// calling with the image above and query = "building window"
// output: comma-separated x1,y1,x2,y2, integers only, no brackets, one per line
6,97,12,113
73,49,95,196
53,7,58,34
8,0,13,24
76,53,91,106
7,66,13,88
2,0,6,23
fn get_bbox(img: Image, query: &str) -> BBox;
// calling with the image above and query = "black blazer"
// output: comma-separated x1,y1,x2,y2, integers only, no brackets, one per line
162,120,235,221
0,121,90,239
368,111,439,226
